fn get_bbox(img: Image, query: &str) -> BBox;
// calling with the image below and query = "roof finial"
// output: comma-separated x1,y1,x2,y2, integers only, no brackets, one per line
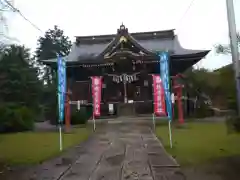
120,23,125,30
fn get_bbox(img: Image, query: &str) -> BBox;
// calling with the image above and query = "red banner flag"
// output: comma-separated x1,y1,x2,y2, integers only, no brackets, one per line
152,75,166,116
91,76,102,117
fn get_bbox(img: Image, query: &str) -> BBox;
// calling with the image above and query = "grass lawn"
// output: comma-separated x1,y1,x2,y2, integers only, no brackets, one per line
156,122,240,166
0,127,90,165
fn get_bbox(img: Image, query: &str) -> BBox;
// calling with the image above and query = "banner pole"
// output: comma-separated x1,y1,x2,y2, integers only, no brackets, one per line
159,51,173,149
57,54,65,152
168,120,173,148
93,115,96,131
59,122,63,151
92,104,96,131
152,113,156,131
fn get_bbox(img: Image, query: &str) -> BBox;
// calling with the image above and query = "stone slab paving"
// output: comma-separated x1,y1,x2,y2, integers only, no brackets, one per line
11,123,185,180
60,124,184,180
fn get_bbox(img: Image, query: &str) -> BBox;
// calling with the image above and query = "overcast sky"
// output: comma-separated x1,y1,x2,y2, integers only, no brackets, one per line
4,0,240,70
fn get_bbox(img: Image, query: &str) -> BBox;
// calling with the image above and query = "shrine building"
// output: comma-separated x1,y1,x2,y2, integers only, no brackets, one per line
42,24,210,117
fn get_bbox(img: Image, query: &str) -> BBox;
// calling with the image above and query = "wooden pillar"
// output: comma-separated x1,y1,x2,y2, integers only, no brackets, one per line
173,74,184,124
177,86,184,124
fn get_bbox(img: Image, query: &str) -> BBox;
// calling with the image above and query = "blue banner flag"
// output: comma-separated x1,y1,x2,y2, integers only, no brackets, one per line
57,55,66,123
159,51,172,121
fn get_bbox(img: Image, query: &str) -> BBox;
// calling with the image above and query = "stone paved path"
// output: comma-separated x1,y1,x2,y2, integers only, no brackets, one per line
60,124,184,180
12,123,185,180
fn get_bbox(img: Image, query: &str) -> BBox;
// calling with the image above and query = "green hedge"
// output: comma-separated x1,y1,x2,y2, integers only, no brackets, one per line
71,109,88,125
194,105,213,118
52,106,92,125
0,104,34,133
227,98,237,111
70,106,92,125
226,115,240,133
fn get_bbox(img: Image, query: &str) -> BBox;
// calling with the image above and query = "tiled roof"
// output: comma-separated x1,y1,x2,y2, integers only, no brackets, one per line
41,26,209,64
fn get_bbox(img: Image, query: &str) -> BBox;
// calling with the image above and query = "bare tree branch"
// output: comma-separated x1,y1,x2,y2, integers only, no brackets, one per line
215,32,240,55
215,44,231,54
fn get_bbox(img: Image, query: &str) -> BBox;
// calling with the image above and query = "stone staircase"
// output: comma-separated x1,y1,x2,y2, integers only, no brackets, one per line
117,103,135,116
88,115,168,126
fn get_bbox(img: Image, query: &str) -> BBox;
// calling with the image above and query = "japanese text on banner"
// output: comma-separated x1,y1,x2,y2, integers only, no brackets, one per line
57,55,66,123
159,52,172,120
91,77,102,117
152,75,166,116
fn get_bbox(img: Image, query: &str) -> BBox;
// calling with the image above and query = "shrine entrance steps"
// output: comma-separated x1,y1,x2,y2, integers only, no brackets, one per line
116,102,154,118
88,116,167,126
117,103,135,116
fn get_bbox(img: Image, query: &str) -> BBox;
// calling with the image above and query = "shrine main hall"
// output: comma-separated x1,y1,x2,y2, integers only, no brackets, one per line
42,25,209,117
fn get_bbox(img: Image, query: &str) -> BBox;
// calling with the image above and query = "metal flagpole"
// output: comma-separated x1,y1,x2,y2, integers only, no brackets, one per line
151,80,156,131
93,113,96,131
226,0,240,115
168,121,173,148
152,113,156,131
57,88,61,151
57,54,66,151
91,77,96,132
59,123,63,151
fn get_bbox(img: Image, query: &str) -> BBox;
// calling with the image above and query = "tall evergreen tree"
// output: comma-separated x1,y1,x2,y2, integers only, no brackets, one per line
35,25,72,83
0,45,42,112
35,25,72,122
215,33,239,110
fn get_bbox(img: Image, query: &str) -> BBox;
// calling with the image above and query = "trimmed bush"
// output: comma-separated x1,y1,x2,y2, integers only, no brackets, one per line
227,98,237,111
194,104,213,118
15,106,35,131
173,103,179,121
70,106,92,125
52,106,92,125
226,115,240,133
85,106,93,118
71,109,88,125
0,104,34,133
